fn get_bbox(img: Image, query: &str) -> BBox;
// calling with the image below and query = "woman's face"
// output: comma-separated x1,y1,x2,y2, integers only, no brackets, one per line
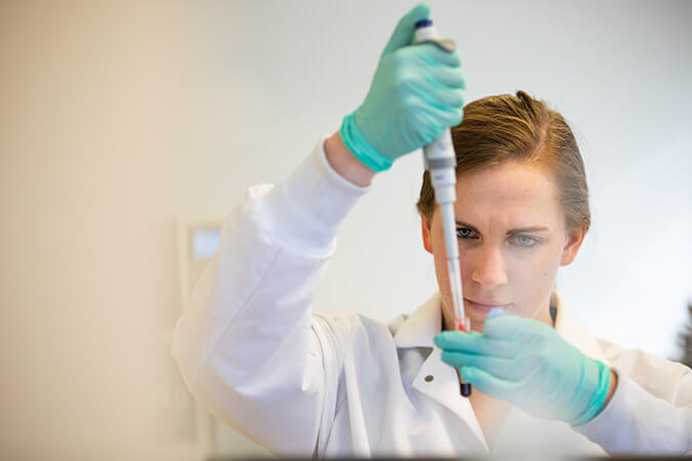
422,161,586,332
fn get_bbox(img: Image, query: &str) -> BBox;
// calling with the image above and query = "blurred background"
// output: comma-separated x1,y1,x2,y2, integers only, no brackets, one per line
1,1,690,460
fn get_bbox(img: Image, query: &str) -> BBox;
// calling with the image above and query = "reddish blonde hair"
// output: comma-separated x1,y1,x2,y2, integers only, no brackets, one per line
416,91,591,234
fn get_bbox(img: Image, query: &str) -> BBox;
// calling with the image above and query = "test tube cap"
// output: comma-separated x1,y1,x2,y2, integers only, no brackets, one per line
460,382,472,397
414,18,433,29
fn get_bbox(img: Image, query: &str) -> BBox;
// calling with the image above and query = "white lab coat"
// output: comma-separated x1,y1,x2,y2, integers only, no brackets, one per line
172,138,692,457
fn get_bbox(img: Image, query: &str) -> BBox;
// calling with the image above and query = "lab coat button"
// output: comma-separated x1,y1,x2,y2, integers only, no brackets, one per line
424,375,434,382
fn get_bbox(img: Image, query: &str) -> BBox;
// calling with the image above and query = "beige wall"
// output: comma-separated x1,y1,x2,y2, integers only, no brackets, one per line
1,1,690,460
0,3,195,459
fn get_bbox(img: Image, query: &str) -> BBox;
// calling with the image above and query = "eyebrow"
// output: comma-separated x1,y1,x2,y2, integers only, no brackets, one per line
455,220,550,234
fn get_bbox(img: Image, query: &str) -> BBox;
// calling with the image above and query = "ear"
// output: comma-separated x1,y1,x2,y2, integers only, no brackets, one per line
421,215,433,254
560,224,587,266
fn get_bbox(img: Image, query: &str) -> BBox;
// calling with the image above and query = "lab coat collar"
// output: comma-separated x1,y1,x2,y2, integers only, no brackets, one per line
551,291,609,364
393,292,442,349
393,291,609,364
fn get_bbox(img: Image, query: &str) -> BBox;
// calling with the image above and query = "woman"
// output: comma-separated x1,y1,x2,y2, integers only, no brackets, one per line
172,3,692,457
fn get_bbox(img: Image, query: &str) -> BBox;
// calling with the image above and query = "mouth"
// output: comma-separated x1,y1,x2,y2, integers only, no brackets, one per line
464,298,512,314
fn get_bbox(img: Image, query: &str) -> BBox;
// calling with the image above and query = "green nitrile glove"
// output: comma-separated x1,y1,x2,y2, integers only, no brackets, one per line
434,309,613,426
340,2,465,172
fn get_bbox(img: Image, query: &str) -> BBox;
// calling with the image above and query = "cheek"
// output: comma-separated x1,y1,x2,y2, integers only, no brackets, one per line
432,243,450,287
430,234,457,320
509,245,562,310
430,228,449,272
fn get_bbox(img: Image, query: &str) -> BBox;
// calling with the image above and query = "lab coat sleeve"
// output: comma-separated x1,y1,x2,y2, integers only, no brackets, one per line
575,355,692,454
171,138,369,455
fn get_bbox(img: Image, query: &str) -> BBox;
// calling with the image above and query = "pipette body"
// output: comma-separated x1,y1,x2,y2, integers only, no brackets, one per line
413,19,471,397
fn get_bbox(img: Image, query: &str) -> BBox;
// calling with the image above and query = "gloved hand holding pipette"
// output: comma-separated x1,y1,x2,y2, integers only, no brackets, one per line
339,3,465,172
434,309,618,425
339,2,471,396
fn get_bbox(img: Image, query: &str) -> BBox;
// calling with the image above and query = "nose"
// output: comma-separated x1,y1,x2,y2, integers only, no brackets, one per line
469,244,509,289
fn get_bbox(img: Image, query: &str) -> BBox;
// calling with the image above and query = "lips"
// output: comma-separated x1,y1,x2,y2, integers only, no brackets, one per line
464,298,511,312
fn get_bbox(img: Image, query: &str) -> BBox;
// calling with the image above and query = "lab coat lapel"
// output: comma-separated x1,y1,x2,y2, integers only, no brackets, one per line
413,347,489,451
394,294,489,451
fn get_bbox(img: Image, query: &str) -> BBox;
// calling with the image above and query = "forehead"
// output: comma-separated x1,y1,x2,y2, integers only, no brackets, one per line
454,161,562,228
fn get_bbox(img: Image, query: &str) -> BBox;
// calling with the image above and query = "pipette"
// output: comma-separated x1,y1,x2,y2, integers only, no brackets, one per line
413,19,471,397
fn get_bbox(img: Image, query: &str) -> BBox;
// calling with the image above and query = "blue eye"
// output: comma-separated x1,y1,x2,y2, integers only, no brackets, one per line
456,227,478,240
510,234,540,248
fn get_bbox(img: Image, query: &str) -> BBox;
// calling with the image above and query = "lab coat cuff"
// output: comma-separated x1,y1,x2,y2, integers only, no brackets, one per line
573,370,688,454
259,137,370,255
573,369,628,447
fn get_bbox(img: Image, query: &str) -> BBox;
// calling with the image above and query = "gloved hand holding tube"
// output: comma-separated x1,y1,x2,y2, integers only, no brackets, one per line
434,309,617,425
